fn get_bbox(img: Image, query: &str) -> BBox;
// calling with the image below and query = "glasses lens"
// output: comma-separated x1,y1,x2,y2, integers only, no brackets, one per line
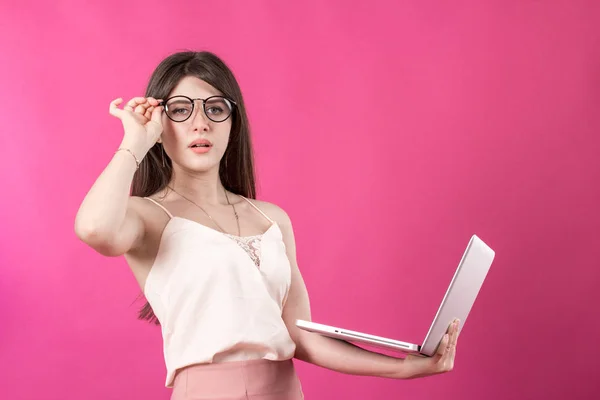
204,97,233,122
165,97,193,122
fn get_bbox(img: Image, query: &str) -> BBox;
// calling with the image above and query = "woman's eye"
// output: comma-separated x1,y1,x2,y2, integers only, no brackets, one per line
207,107,224,115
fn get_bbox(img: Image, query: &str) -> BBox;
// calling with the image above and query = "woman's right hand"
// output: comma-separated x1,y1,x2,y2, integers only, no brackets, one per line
109,97,164,156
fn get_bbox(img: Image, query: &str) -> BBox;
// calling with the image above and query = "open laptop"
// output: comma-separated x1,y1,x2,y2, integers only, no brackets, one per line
296,234,495,356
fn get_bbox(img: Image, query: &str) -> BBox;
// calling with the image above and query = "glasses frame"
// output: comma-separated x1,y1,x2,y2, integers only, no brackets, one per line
159,95,237,123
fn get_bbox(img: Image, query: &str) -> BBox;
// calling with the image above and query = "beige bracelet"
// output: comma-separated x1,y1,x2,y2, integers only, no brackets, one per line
115,148,140,170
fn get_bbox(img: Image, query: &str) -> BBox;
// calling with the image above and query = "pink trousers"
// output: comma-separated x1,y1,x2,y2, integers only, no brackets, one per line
170,359,304,400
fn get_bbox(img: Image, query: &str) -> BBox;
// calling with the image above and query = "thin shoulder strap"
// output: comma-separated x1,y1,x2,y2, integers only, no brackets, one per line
143,197,173,219
240,196,274,224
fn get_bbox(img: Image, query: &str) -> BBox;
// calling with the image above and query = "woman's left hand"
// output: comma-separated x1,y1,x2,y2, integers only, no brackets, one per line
398,319,460,379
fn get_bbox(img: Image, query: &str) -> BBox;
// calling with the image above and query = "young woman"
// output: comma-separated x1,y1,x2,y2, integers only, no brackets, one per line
75,51,460,400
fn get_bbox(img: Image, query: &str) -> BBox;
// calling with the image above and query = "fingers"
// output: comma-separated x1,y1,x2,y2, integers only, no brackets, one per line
126,97,151,116
110,97,163,122
451,319,460,346
109,98,125,118
438,320,459,371
124,97,147,111
144,106,154,121
138,97,163,114
148,97,161,106
437,319,458,354
151,104,164,123
435,332,449,358
443,321,459,352
126,97,161,115
445,322,458,354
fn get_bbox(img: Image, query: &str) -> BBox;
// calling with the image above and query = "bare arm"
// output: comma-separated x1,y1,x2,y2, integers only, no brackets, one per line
275,207,459,379
74,149,145,256
74,97,163,256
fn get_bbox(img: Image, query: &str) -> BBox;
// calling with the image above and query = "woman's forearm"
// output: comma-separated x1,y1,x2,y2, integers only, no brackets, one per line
294,331,407,379
74,146,143,242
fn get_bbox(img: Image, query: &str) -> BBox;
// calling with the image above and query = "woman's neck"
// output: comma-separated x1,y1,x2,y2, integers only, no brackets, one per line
167,168,228,206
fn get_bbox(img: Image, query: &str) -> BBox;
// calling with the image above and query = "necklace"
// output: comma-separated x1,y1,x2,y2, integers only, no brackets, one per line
224,189,241,236
167,185,241,236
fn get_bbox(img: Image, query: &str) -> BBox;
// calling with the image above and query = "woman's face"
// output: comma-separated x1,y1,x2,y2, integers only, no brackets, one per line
161,76,233,174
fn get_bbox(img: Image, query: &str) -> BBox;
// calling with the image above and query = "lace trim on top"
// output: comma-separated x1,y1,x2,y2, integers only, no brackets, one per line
224,234,263,268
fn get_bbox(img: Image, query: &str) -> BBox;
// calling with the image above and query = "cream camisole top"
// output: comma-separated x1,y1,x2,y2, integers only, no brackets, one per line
142,196,297,387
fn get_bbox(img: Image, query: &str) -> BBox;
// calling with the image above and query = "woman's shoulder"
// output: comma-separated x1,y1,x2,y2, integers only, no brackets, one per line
129,195,162,211
246,198,293,228
128,195,173,223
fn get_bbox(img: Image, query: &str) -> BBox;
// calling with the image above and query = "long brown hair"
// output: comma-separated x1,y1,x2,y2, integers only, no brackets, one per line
132,51,257,324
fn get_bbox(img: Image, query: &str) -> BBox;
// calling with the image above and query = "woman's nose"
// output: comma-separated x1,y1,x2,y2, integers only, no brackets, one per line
191,104,210,131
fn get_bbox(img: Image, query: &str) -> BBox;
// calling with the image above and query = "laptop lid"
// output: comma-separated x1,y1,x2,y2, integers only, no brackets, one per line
419,234,495,355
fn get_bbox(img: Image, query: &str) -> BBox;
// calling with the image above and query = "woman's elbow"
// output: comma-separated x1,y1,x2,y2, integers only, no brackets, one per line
74,222,125,257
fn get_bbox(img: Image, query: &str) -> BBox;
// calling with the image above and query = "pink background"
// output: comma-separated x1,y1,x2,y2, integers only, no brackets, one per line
1,1,599,399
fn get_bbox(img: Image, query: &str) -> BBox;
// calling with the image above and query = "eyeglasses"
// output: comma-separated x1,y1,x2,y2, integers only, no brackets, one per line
160,95,237,123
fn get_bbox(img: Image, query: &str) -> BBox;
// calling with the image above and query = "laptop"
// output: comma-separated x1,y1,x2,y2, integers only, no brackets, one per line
296,234,495,356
